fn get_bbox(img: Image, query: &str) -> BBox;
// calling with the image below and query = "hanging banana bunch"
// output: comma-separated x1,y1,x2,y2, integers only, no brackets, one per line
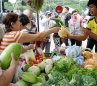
27,0,44,12
26,0,44,32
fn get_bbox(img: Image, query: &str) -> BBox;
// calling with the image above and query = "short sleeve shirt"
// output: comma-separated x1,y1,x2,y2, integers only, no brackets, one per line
0,31,22,52
86,18,97,35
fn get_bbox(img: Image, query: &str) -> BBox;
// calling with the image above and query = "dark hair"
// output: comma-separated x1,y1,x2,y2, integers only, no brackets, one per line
65,7,69,11
72,10,77,14
19,14,30,26
87,0,97,7
2,13,18,32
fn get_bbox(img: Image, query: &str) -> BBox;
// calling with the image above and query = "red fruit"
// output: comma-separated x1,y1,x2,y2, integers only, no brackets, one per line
33,60,40,64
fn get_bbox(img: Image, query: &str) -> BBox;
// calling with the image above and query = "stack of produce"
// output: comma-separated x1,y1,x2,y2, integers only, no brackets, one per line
15,48,97,86
41,57,97,86
15,58,54,86
82,50,97,70
1,43,97,86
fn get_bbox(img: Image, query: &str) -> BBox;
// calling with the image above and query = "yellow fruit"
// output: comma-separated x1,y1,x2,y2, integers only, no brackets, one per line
58,26,69,38
84,64,95,70
82,51,93,59
93,53,97,58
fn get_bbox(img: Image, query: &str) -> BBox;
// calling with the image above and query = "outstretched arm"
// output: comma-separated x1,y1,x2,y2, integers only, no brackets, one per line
68,33,88,41
18,27,60,43
68,28,88,41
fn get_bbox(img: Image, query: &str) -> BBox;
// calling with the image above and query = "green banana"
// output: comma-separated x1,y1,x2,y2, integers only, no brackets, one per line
31,0,44,12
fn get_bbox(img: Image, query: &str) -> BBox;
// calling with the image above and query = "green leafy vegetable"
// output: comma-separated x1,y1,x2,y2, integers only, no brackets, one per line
69,74,82,86
51,18,64,27
82,75,96,86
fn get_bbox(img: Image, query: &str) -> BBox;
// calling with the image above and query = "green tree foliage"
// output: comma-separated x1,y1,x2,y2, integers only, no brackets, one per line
4,0,88,14
4,2,13,11
42,0,88,14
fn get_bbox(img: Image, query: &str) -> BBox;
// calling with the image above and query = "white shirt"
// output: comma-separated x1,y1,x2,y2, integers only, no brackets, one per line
39,17,56,42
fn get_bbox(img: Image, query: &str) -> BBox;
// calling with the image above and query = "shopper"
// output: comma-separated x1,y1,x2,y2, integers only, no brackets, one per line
40,11,56,53
69,10,82,46
62,7,71,46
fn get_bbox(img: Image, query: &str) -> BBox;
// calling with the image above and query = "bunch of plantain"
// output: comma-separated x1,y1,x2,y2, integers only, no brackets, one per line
30,0,44,12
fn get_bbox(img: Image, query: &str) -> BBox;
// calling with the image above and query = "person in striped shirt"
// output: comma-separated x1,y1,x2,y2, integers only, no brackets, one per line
0,13,60,53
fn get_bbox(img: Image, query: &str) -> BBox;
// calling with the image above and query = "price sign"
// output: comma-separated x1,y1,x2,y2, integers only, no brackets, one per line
55,5,63,14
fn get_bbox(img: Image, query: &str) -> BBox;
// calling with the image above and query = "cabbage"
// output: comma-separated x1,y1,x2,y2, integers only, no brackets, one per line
38,60,46,71
45,59,53,65
28,65,40,76
45,64,53,74
82,75,96,86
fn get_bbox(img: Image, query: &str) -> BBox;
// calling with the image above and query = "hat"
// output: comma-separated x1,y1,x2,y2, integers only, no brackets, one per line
46,11,52,15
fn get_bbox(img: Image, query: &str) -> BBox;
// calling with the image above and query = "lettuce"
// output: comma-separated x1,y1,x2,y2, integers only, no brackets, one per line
69,74,82,86
82,75,96,86
53,57,75,73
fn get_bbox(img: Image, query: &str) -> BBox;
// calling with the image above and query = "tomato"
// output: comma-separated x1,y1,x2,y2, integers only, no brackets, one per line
36,55,43,60
33,60,40,64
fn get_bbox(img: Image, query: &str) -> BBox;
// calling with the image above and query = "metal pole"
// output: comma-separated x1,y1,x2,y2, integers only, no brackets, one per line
1,0,3,13
0,0,3,22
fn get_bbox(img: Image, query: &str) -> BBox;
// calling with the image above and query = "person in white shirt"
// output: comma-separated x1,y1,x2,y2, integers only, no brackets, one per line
40,11,56,53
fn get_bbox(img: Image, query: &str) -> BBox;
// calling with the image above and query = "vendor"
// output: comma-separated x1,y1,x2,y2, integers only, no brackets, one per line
0,13,60,53
67,0,97,52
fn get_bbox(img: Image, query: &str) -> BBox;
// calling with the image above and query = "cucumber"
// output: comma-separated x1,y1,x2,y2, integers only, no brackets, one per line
0,43,22,69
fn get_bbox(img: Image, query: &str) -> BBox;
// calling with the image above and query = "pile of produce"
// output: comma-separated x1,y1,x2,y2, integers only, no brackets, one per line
1,43,97,86
41,57,97,86
15,45,97,86
15,58,54,86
